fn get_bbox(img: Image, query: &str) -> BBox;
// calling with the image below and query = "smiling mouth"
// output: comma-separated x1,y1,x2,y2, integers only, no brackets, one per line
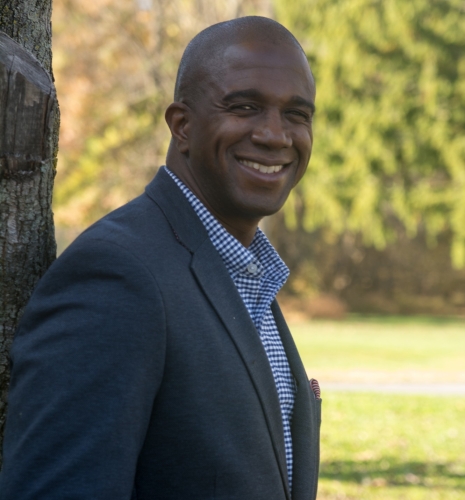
238,159,285,174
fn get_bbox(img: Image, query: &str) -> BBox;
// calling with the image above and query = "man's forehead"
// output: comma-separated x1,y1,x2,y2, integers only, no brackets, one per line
223,40,306,64
211,41,315,97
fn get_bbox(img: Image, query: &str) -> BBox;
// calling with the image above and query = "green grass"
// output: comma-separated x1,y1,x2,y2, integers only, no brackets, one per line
291,317,465,382
318,393,465,499
289,317,465,499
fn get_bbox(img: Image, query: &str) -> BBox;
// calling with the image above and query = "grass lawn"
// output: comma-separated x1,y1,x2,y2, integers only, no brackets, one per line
289,316,465,499
291,316,465,383
318,393,465,499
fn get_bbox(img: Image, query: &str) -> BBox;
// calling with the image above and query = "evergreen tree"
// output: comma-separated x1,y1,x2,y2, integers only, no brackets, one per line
275,0,465,267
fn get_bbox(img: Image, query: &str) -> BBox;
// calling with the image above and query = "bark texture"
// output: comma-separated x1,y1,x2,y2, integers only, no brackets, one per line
0,0,58,464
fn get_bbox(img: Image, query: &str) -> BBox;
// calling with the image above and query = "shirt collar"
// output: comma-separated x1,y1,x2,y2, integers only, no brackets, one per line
164,166,289,285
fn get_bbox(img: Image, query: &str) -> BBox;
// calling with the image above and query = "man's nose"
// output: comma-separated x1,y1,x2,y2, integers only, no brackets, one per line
250,110,292,149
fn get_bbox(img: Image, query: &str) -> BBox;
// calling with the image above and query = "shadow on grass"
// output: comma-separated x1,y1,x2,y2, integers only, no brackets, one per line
320,459,465,488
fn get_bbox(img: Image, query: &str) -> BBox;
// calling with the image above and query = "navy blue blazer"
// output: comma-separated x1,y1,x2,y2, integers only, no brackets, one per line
0,168,320,500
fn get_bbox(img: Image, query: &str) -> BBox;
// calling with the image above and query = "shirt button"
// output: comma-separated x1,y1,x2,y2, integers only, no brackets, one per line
247,262,258,274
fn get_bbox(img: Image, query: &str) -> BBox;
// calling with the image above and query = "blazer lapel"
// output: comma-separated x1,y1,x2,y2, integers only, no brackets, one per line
191,241,292,500
272,301,320,500
146,169,291,499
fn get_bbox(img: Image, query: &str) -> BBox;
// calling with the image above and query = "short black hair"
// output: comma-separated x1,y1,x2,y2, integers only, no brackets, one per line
174,16,307,106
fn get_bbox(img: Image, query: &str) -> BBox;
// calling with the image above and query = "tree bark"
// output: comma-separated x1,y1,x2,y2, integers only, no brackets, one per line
0,0,58,464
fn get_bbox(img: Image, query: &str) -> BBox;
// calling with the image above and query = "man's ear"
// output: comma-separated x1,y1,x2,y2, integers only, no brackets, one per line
165,102,190,154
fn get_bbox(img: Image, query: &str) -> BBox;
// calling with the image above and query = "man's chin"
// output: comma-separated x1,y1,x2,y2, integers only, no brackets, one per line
238,201,288,221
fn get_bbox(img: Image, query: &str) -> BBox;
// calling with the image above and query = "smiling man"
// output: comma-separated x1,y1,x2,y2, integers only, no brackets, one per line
0,17,321,500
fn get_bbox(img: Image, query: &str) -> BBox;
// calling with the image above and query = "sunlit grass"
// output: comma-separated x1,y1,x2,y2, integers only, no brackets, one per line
291,317,465,383
289,316,465,498
318,392,465,499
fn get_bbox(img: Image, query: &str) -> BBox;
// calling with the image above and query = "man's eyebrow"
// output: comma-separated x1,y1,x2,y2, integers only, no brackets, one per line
222,89,316,114
289,95,316,114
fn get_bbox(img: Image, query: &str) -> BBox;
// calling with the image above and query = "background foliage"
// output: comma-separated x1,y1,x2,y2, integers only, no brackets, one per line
276,0,465,267
53,0,272,228
52,0,465,313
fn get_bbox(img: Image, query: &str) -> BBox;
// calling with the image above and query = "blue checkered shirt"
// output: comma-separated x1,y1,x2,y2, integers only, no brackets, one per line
165,166,296,490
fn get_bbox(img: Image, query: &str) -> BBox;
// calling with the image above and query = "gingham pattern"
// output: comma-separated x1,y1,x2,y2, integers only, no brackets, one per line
165,167,296,490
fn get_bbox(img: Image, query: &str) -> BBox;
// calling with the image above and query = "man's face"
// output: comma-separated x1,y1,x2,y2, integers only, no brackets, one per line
178,40,315,231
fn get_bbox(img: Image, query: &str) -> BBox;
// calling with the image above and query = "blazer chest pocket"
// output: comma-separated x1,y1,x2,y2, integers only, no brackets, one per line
309,378,322,427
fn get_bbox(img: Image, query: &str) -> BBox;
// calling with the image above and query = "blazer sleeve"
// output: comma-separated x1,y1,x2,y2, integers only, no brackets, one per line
0,238,166,500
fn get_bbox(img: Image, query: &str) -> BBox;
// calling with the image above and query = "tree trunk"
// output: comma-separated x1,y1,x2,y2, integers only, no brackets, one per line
0,0,58,464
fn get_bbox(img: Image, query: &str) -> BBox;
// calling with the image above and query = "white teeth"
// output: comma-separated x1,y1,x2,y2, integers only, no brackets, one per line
239,159,284,174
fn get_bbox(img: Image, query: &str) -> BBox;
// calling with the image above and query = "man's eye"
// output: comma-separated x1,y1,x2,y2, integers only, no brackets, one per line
287,109,310,121
232,104,255,111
